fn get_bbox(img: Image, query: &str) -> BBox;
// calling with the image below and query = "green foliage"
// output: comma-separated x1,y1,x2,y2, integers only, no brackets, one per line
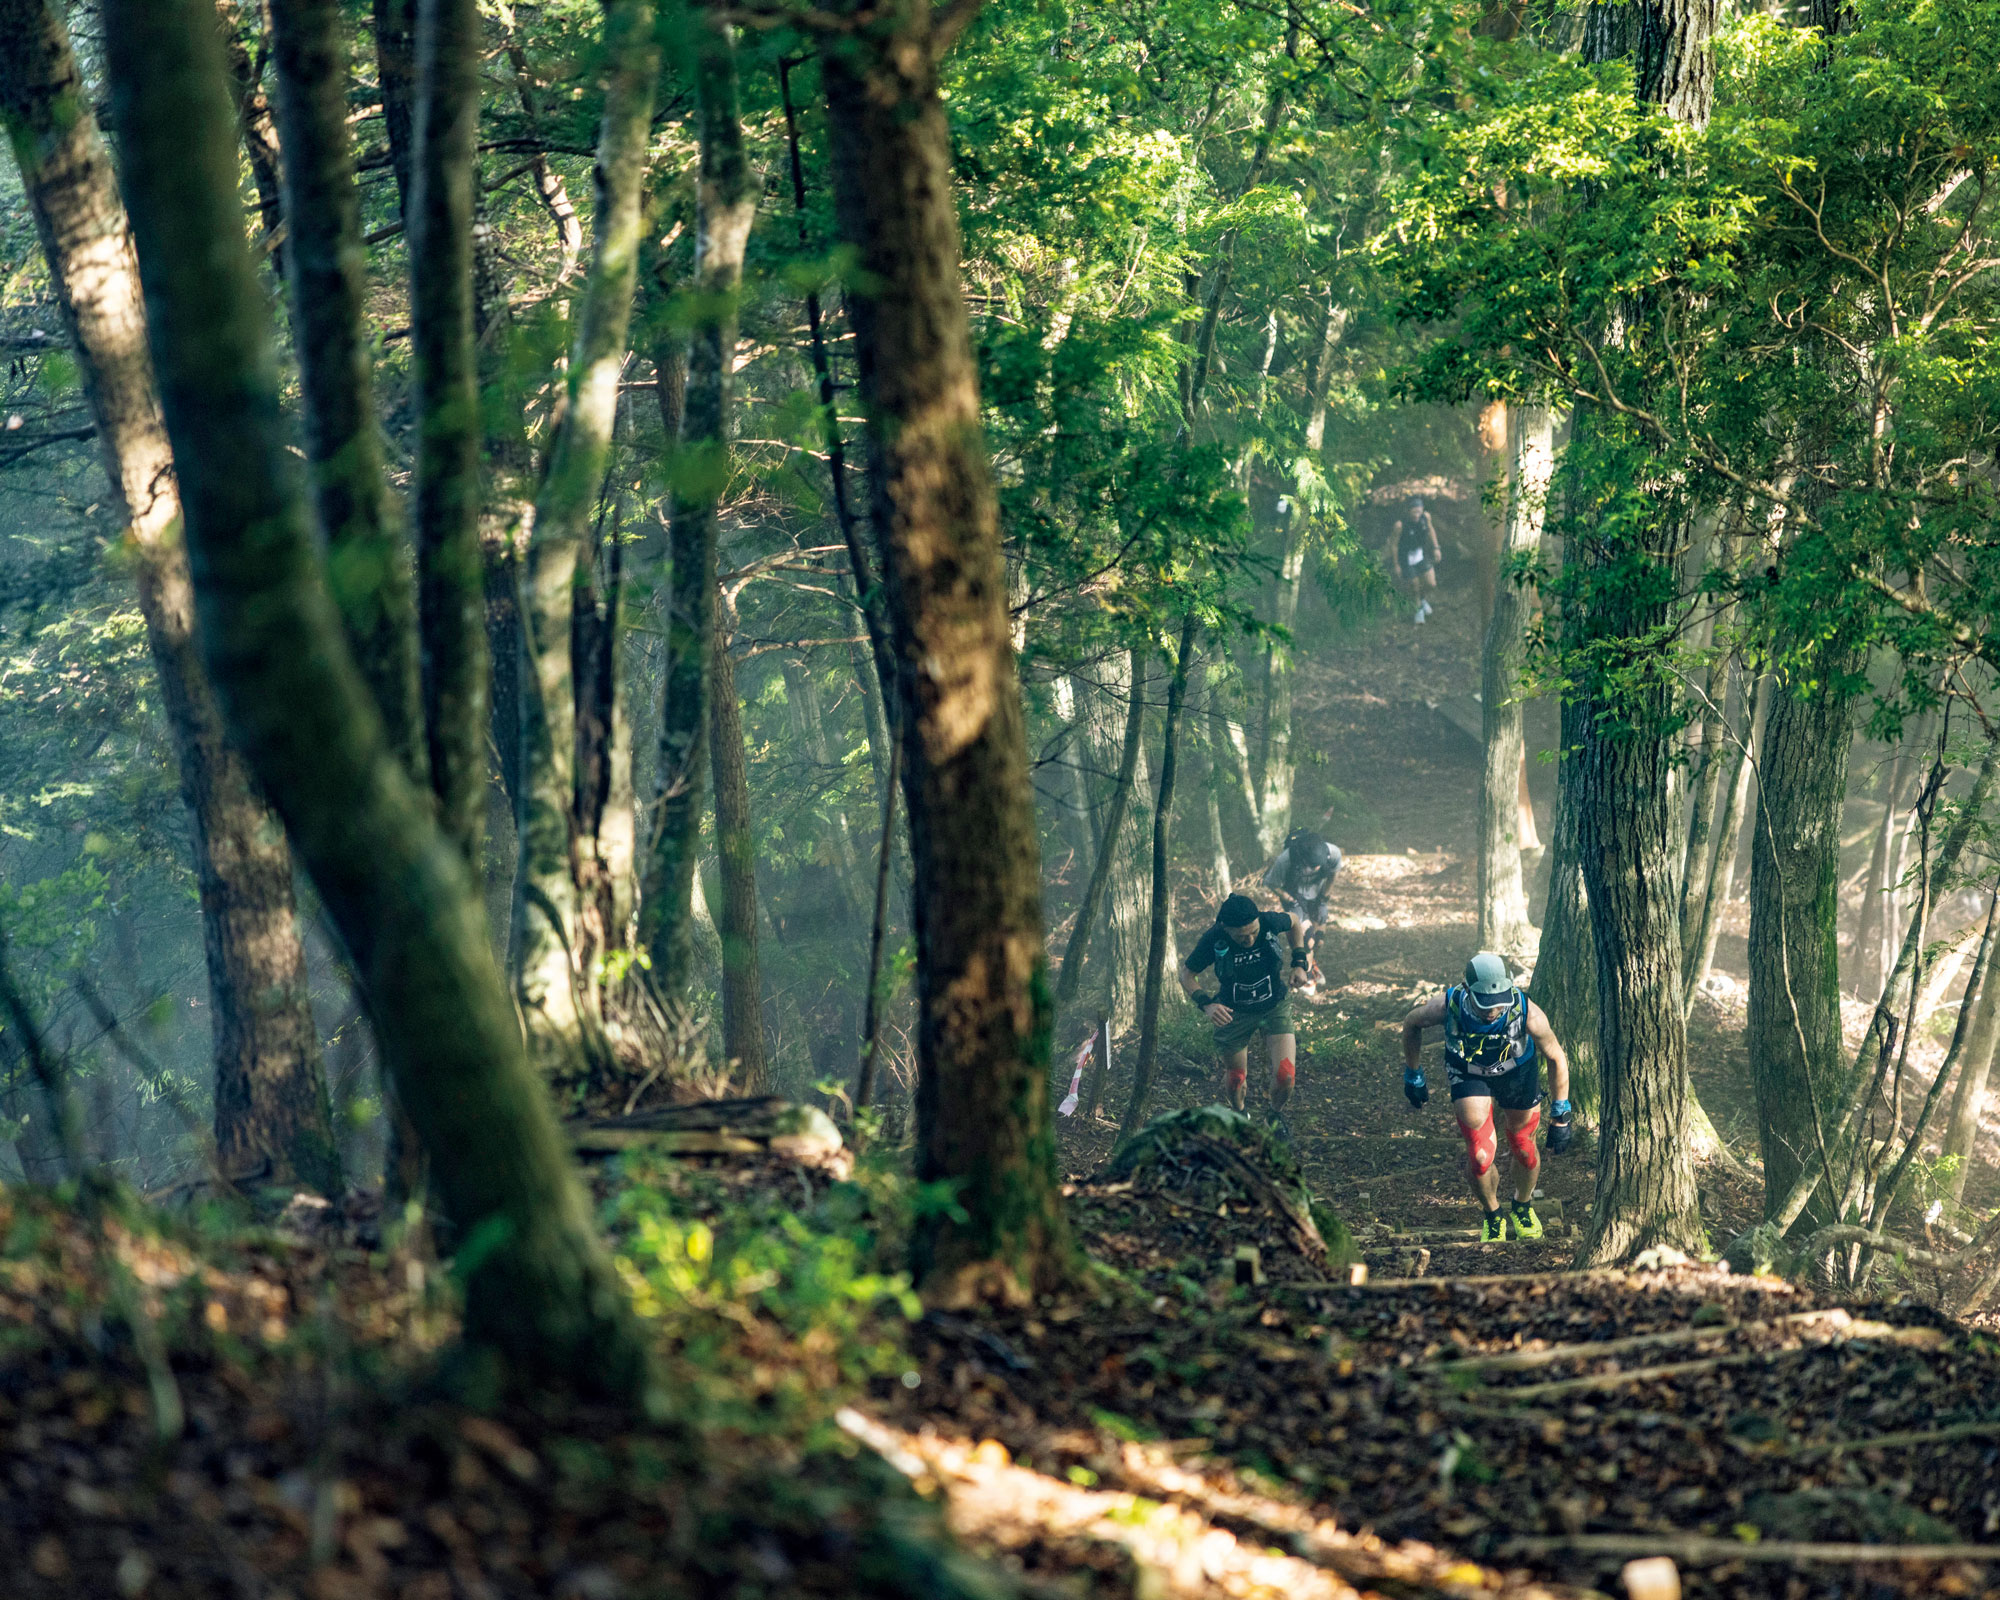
604,1147,923,1435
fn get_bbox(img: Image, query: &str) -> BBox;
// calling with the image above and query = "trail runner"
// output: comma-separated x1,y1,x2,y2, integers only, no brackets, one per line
1179,892,1310,1132
1261,828,1342,994
1389,495,1442,624
1398,951,1572,1240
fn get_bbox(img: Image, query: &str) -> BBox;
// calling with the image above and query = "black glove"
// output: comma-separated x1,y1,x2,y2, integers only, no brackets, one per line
1547,1099,1573,1155
1403,1068,1428,1110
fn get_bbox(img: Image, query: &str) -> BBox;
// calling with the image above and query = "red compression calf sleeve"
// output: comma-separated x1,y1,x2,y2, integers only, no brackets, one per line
1461,1107,1497,1175
1225,1064,1248,1091
1274,1058,1296,1091
1508,1107,1541,1169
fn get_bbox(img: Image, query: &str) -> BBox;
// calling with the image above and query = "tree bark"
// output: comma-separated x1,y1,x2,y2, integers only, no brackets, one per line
268,0,426,777
709,606,767,1090
1677,639,1734,951
1054,648,1146,1016
103,0,651,1395
1855,738,1917,999
1684,671,1764,1010
1256,298,1345,854
1746,673,1854,1227
1574,691,1703,1262
409,0,488,863
1478,407,1552,957
819,2,1075,1302
1942,926,2000,1206
1533,688,1599,1115
641,10,755,1000
216,0,287,268
0,0,338,1195
372,0,417,217
1120,614,1199,1141
514,0,657,1081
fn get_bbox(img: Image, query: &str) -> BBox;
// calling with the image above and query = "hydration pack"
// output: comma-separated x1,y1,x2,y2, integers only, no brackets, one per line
1443,985,1533,1077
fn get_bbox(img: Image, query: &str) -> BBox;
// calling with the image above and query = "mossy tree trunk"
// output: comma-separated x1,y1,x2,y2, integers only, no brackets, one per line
409,0,488,865
515,0,657,1083
709,601,768,1090
819,0,1075,1302
102,0,653,1397
268,0,426,775
0,0,338,1195
641,9,756,1001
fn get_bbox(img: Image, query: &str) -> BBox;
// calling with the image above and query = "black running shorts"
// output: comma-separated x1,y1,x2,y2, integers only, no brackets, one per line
1447,1054,1541,1112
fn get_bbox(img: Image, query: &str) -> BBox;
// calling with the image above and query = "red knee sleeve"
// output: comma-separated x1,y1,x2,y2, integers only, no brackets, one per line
1461,1107,1497,1175
1275,1058,1295,1090
1509,1108,1541,1169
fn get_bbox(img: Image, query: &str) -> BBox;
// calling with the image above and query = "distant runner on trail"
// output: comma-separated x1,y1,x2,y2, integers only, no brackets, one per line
1389,495,1442,624
1260,829,1343,994
1179,892,1311,1131
1398,951,1572,1242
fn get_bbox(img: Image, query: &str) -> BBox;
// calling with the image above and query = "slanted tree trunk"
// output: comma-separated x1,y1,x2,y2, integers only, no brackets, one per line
1477,406,1552,957
1768,732,2000,1235
103,0,650,1394
1677,631,1734,950
1855,736,1917,999
1746,673,1855,1227
216,1,287,267
1053,648,1146,1016
819,0,1075,1302
709,604,767,1090
514,0,657,1082
1942,937,2000,1206
1120,614,1199,1140
641,9,755,1000
0,0,338,1195
268,0,425,773
409,0,488,862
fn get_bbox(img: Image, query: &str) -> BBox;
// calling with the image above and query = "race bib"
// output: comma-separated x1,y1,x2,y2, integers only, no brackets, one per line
1236,973,1276,1006
1405,548,1426,567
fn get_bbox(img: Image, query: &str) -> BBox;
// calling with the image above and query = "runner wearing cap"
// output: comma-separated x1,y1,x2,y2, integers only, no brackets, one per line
1397,952,1573,1241
1179,892,1311,1130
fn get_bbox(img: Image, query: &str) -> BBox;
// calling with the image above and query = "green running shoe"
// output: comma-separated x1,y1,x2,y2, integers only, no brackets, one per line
1480,1209,1507,1243
1510,1200,1544,1240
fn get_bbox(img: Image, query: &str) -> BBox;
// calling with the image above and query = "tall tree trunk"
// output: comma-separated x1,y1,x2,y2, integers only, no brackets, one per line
1570,0,1717,1264
1053,648,1146,1015
1684,671,1765,1009
819,1,1075,1303
1120,614,1199,1140
1854,737,1917,999
1533,688,1599,1115
268,0,426,774
1100,652,1154,1030
103,0,650,1394
514,0,657,1081
709,606,768,1090
641,10,755,999
410,0,488,862
1746,674,1854,1228
0,0,338,1195
1256,298,1345,853
372,0,416,216
1573,686,1702,1262
1677,637,1734,949
1477,406,1552,957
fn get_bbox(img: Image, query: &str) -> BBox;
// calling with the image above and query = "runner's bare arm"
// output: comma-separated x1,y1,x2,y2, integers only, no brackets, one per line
1400,993,1448,1073
1526,1000,1570,1103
